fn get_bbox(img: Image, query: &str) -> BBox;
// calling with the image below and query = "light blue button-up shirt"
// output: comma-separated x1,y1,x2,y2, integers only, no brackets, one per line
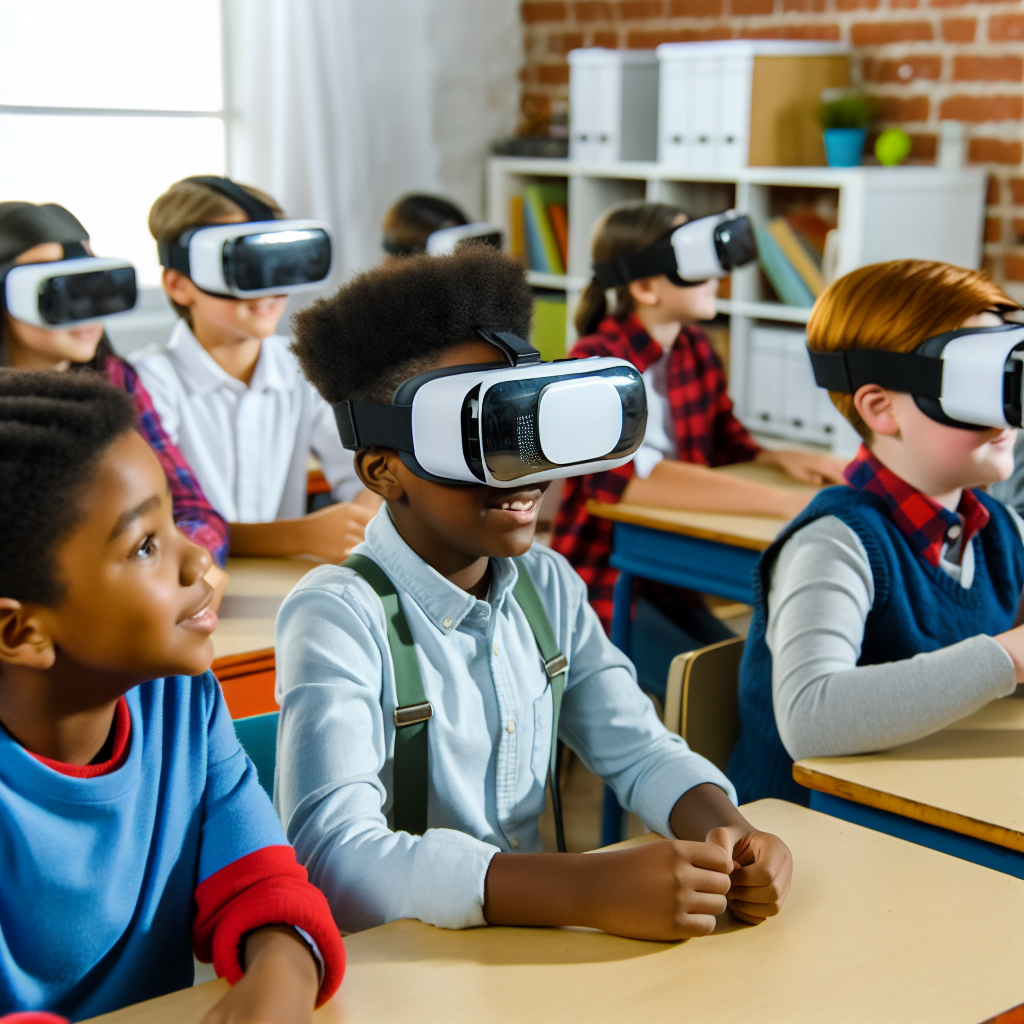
274,507,736,933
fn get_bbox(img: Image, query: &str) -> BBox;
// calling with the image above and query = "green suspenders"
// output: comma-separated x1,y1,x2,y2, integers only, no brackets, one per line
342,554,568,852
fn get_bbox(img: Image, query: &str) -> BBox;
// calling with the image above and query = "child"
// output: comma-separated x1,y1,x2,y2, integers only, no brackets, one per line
552,202,847,647
0,370,344,1020
275,246,792,939
729,260,1024,805
0,201,229,576
381,193,468,257
132,177,377,563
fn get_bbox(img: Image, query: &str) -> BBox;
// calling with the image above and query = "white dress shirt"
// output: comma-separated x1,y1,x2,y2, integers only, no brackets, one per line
632,348,677,480
129,321,360,522
274,506,736,933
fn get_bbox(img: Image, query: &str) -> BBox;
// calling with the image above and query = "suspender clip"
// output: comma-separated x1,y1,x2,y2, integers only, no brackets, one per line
394,701,433,727
543,653,568,679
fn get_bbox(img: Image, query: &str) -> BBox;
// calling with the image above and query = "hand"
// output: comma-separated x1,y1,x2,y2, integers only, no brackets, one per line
995,623,1024,682
707,826,793,925
201,926,319,1024
203,564,230,614
296,501,375,562
756,449,849,486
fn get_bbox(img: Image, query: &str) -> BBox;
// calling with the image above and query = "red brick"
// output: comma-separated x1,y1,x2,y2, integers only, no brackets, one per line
1013,219,1024,243
741,22,840,38
1006,252,1024,284
574,0,614,18
942,17,975,41
522,1,567,22
969,137,1024,164
837,0,880,9
591,30,619,45
537,63,571,84
891,0,919,8
862,55,941,82
990,14,1024,41
928,0,970,7
953,55,1023,81
732,0,775,12
909,132,937,161
985,217,1003,242
549,31,585,53
669,0,722,13
627,26,730,45
988,175,1001,204
851,20,933,43
1011,178,1024,204
877,94,930,121
782,0,825,10
940,94,1024,123
616,0,663,17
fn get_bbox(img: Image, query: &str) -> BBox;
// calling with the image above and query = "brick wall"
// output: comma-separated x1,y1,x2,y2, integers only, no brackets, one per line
519,0,1024,295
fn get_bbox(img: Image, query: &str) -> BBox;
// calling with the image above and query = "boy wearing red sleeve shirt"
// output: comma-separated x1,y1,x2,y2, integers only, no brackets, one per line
0,371,343,1022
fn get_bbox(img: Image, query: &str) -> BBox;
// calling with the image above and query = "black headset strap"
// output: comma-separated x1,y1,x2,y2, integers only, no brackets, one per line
808,348,944,397
593,237,677,289
184,176,276,222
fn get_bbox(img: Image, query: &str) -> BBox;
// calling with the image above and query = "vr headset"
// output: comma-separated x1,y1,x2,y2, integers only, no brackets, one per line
158,176,333,298
334,329,647,487
4,255,137,329
808,321,1024,430
425,222,504,256
594,210,757,288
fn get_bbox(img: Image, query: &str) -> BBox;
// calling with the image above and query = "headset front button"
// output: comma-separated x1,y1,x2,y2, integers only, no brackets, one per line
442,616,453,630
507,720,516,734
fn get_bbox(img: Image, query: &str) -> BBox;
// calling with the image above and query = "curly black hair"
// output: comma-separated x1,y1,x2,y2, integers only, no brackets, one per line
0,369,136,605
291,246,534,406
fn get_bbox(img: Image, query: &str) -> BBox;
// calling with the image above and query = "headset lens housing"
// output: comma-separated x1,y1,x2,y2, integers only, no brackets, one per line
38,265,137,325
223,228,332,292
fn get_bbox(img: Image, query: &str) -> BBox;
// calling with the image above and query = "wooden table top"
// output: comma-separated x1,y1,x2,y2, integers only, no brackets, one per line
83,799,1024,1024
588,463,817,552
212,557,322,659
795,692,1024,852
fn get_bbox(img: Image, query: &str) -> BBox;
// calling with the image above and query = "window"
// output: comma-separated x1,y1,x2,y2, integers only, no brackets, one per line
0,0,228,286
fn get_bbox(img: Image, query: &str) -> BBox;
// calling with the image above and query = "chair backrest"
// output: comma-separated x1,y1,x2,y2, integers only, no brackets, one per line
662,637,744,774
233,711,279,799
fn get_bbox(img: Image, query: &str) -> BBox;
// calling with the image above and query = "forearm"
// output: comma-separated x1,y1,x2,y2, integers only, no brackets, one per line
229,518,308,557
622,460,807,518
668,782,748,841
483,852,603,928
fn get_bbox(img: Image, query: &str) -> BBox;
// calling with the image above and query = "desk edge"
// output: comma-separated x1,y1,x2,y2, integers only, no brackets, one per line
586,501,773,551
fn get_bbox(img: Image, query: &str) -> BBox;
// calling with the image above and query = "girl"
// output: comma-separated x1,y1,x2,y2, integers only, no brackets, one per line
0,201,229,586
382,193,468,257
551,202,846,689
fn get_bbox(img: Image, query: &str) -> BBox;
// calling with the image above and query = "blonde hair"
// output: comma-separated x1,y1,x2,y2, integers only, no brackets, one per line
148,178,283,321
806,260,1019,439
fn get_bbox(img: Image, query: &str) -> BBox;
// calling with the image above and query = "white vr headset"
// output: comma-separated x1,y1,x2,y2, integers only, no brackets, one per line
334,329,647,487
158,177,333,298
4,255,137,329
809,321,1024,430
425,222,504,256
594,210,757,288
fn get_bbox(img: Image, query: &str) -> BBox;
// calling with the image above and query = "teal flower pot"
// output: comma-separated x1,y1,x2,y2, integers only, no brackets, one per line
824,128,867,168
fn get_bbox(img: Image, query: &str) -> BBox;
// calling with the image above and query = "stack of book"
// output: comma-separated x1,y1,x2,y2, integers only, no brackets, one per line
509,182,569,275
755,211,833,308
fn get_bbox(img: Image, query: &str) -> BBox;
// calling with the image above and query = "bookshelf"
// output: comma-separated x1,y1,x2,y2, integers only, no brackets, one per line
488,157,987,453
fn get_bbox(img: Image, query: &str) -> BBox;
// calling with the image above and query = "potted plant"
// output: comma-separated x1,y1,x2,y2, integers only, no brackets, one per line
819,90,878,168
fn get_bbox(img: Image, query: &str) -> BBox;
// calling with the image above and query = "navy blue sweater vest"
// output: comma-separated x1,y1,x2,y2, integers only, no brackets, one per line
728,485,1024,805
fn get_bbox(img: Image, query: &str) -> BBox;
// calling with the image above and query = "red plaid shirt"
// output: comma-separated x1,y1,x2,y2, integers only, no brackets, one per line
98,352,230,566
844,444,990,567
550,314,761,630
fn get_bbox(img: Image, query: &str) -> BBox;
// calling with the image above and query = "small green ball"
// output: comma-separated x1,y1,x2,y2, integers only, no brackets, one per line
875,128,912,167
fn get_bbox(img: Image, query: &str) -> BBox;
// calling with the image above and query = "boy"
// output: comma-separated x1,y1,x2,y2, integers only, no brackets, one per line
729,260,1024,804
276,246,792,938
131,177,377,563
0,371,344,1019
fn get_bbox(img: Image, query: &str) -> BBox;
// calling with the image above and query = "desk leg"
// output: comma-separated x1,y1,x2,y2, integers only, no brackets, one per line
809,791,1024,879
603,570,634,846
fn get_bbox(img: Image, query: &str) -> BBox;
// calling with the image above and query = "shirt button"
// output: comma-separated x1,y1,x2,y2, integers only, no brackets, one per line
947,524,962,540
510,836,520,849
506,720,516,734
493,643,500,657
442,616,453,630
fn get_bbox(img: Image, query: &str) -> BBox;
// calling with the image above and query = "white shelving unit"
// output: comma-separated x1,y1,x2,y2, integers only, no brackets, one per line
487,157,987,453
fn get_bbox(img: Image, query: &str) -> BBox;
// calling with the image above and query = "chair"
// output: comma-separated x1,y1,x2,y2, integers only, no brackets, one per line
662,636,744,773
233,711,279,799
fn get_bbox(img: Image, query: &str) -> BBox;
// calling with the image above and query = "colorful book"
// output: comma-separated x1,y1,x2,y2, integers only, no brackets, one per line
508,195,527,264
755,227,815,309
531,291,567,362
547,203,569,269
767,217,824,298
522,184,565,275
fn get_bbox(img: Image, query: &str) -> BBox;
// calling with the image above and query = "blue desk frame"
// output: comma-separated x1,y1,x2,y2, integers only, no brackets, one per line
603,520,762,846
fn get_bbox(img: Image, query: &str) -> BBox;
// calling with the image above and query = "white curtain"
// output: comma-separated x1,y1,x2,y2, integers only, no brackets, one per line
227,0,521,285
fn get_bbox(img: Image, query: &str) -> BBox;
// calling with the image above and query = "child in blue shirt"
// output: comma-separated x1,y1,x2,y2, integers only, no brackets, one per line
276,246,792,939
0,371,344,1020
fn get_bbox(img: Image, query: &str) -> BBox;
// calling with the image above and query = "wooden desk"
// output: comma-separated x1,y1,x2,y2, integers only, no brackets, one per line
82,800,1024,1024
794,692,1024,878
211,557,320,718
